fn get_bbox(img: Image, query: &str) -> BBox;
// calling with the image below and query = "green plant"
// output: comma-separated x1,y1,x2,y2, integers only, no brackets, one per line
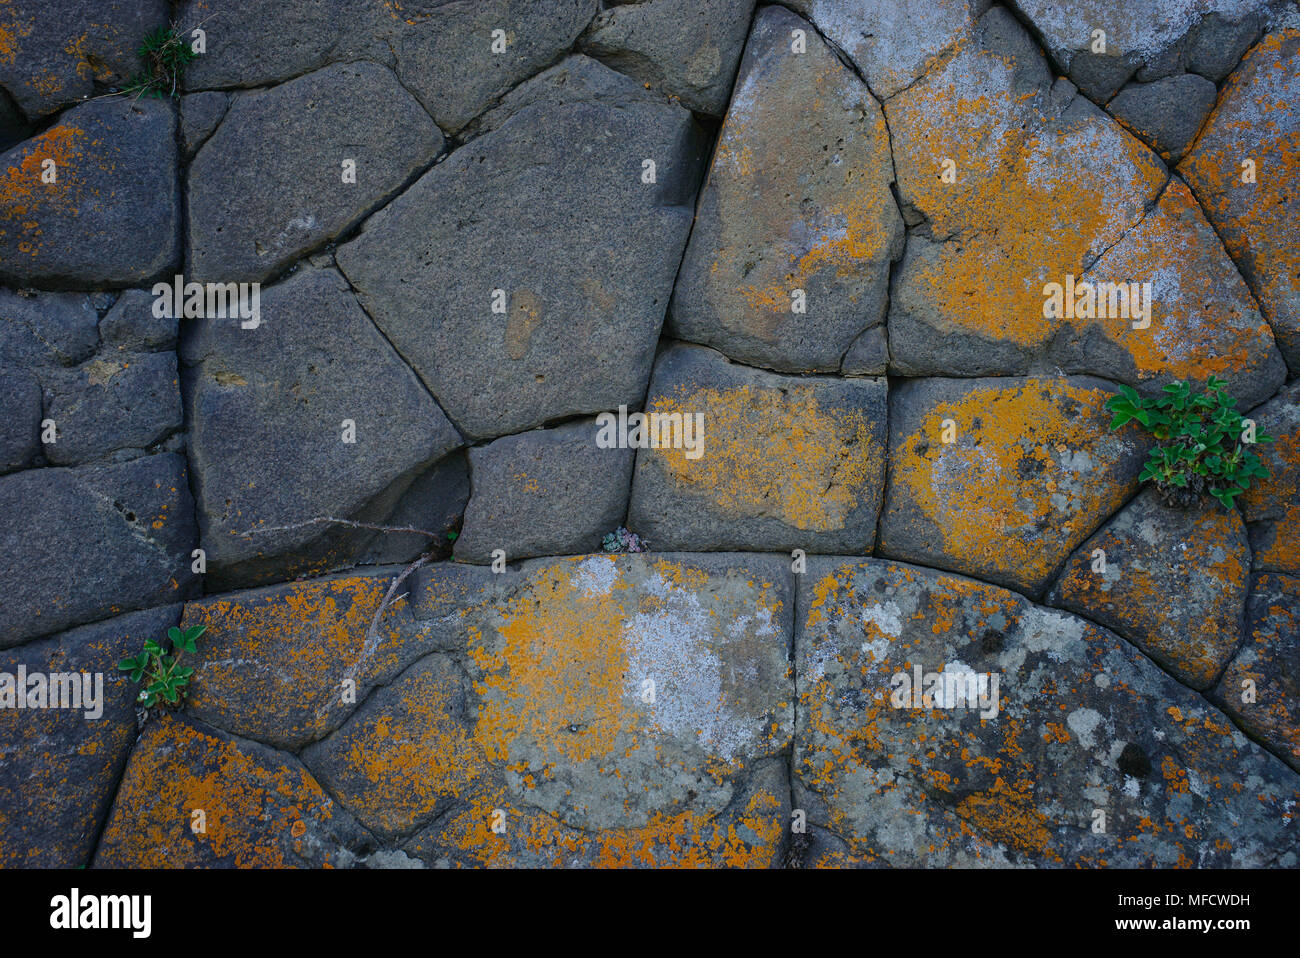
120,26,198,99
118,624,206,708
1106,377,1273,510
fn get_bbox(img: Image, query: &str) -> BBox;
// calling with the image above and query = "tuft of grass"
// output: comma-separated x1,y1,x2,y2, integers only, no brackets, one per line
120,26,198,100
118,624,205,708
1106,377,1273,510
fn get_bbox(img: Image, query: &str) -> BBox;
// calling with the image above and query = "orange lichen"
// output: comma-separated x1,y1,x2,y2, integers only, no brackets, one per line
647,383,882,531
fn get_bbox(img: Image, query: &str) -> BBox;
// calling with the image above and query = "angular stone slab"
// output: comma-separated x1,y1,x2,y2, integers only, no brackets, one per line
183,265,461,588
0,0,169,118
455,418,634,564
43,351,181,465
0,364,39,473
188,62,443,284
182,572,449,753
0,98,179,287
1212,573,1300,773
306,553,793,855
879,377,1147,595
795,558,1300,867
94,714,374,868
1108,74,1217,162
581,0,755,116
1009,0,1272,100
0,605,179,867
1181,30,1300,369
1048,488,1251,690
789,0,980,99
337,56,703,440
0,287,99,370
885,8,1168,378
1054,178,1286,409
629,344,888,553
0,453,197,646
669,5,902,373
360,452,469,566
1240,382,1300,573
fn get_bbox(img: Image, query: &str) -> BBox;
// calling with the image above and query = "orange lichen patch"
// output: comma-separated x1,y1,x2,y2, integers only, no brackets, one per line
0,122,88,255
888,40,1164,346
182,576,408,745
96,717,352,868
1180,31,1300,333
954,776,1060,861
0,0,30,66
1084,179,1279,379
329,661,484,835
428,784,784,868
891,380,1136,585
647,384,882,531
468,562,638,767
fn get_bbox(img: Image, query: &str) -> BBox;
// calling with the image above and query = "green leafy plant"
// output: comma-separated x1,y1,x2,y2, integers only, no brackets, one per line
120,26,198,99
1106,377,1273,510
118,624,206,708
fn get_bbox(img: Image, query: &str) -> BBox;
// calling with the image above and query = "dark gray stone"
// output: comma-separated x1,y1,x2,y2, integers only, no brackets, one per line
841,325,890,376
1188,11,1265,81
0,0,169,118
628,343,888,553
0,98,180,287
669,5,902,373
178,90,231,160
0,365,39,473
337,56,704,440
360,452,469,566
455,418,635,564
183,265,462,588
0,452,197,646
43,350,181,464
99,289,177,351
0,289,99,369
1108,74,1217,161
188,62,443,284
581,0,755,115
0,605,180,867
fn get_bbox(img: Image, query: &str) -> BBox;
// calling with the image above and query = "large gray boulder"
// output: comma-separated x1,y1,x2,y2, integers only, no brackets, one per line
629,343,888,553
188,62,444,284
0,452,197,646
183,265,462,588
0,98,179,287
669,5,903,373
337,56,705,440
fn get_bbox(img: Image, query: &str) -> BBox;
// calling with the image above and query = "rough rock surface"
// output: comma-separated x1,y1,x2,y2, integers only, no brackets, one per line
360,452,469,566
0,605,180,867
581,0,755,116
338,56,703,440
1180,30,1300,369
630,344,888,553
0,453,196,646
1009,0,1274,100
795,558,1300,866
94,714,375,867
455,418,634,564
879,377,1147,595
0,98,179,287
670,6,902,373
1212,573,1300,773
188,62,443,284
1240,382,1300,574
183,265,461,588
0,0,170,118
297,553,793,863
1108,74,1217,162
1048,488,1251,689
